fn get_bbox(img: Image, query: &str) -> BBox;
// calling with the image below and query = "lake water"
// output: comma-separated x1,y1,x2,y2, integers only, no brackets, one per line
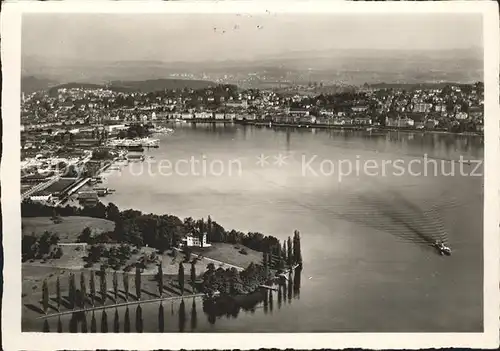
55,124,484,332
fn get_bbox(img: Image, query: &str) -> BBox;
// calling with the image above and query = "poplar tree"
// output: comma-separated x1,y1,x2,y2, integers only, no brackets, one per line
123,273,129,301
293,230,303,265
100,265,107,304
287,236,293,266
56,275,61,311
113,270,119,302
263,250,269,277
178,262,185,295
158,263,164,297
90,270,96,306
135,266,142,300
42,279,49,314
80,272,87,308
69,273,76,309
190,262,196,290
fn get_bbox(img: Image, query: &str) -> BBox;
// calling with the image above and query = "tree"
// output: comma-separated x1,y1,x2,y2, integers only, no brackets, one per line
56,275,61,311
190,262,196,290
69,273,76,309
42,279,49,314
106,202,121,223
207,215,213,242
263,251,269,278
113,270,119,302
51,209,62,223
178,262,185,295
90,270,96,306
100,265,107,304
293,230,303,266
123,273,129,301
275,244,282,268
158,263,164,297
282,241,287,262
287,236,293,266
80,272,87,308
78,227,92,243
135,266,142,300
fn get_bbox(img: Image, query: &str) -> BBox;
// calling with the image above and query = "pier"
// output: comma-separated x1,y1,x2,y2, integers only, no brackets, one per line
53,177,92,206
21,176,59,200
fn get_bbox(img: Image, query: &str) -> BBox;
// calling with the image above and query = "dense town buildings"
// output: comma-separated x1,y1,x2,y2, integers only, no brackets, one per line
19,82,484,206
21,82,484,136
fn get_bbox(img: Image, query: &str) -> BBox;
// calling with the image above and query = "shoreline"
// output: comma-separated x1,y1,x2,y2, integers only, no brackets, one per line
159,119,483,137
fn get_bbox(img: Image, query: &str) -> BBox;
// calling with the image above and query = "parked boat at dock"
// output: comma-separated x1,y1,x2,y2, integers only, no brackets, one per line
151,127,174,134
106,137,160,149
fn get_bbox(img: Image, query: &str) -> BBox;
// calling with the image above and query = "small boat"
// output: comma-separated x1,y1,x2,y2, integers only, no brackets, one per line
433,241,452,256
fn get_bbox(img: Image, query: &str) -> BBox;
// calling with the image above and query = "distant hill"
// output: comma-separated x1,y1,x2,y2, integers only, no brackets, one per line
22,47,483,90
47,82,133,96
45,78,219,95
21,76,59,94
46,78,219,96
367,82,481,90
108,78,217,92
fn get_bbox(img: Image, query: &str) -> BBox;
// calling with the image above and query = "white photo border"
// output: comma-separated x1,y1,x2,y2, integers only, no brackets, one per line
1,1,499,349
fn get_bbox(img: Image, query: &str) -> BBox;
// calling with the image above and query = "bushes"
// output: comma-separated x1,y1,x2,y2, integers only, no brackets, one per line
22,231,62,262
53,247,63,259
202,262,266,296
84,243,133,270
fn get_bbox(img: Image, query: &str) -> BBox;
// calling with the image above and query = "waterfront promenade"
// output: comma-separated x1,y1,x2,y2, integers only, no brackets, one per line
37,293,205,320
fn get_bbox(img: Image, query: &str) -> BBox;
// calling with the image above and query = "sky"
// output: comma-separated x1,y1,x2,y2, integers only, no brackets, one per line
22,13,483,63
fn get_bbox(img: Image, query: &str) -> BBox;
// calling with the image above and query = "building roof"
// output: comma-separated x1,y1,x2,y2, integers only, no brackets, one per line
404,112,426,122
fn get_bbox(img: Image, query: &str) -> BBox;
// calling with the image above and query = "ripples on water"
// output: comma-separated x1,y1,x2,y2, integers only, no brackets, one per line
73,126,483,332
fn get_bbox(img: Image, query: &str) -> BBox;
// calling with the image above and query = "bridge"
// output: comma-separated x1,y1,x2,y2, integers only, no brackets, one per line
37,293,205,320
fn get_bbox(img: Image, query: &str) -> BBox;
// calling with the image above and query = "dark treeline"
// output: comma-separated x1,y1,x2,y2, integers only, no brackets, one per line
22,200,283,254
117,123,152,139
22,230,62,262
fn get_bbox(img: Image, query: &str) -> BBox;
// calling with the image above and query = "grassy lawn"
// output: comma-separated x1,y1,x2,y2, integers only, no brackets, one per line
191,242,263,269
22,262,197,324
21,243,262,322
22,216,115,242
21,219,264,325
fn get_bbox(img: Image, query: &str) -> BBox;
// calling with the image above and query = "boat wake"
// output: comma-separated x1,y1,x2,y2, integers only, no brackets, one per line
247,168,458,252
286,186,457,252
335,191,454,248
